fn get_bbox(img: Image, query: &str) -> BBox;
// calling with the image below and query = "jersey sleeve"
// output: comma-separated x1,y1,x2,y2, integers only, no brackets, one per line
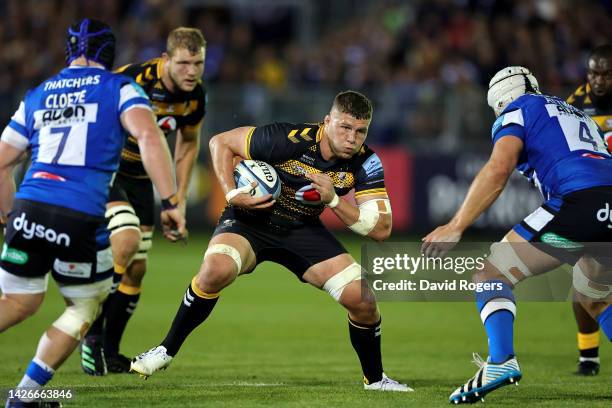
1,100,30,150
354,151,387,199
247,122,313,163
117,80,151,115
491,108,526,144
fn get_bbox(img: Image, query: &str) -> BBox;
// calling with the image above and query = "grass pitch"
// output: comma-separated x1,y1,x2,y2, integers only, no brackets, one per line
1,233,610,407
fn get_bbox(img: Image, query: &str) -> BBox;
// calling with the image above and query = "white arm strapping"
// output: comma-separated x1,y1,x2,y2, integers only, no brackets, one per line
349,199,391,236
225,184,254,203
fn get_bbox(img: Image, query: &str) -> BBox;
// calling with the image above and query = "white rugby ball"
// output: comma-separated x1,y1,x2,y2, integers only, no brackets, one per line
234,160,281,199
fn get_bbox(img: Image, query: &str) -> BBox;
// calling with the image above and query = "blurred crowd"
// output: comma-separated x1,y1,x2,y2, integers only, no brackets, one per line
1,0,611,148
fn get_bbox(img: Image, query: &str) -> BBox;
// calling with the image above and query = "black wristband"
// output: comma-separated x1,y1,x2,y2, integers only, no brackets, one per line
161,194,179,210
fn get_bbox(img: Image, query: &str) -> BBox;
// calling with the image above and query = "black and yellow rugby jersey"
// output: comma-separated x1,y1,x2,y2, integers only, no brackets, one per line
567,83,612,146
243,122,387,225
115,58,207,178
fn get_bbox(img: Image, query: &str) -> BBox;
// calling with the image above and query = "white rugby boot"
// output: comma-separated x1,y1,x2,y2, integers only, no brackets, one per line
130,346,173,379
449,353,521,404
363,373,414,392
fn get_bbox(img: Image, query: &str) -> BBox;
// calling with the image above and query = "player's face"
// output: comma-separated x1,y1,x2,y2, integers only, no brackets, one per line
165,47,205,92
587,56,612,97
324,109,370,159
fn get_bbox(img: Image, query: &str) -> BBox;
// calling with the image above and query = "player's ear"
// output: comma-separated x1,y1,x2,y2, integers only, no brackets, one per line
162,52,171,63
324,114,331,125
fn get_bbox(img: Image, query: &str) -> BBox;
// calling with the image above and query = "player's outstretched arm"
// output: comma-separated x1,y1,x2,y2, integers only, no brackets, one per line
306,173,391,241
0,140,27,222
421,136,522,257
209,127,275,210
121,107,186,240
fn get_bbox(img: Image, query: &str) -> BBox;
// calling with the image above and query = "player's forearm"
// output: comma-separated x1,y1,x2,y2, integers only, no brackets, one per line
449,163,509,232
138,130,177,199
175,138,199,202
209,136,237,195
331,198,392,241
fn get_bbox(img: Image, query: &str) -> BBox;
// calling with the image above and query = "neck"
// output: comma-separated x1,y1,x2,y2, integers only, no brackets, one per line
69,56,105,69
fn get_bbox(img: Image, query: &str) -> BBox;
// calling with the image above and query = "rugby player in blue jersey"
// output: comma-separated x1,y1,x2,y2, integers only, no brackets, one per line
0,19,185,407
423,67,612,404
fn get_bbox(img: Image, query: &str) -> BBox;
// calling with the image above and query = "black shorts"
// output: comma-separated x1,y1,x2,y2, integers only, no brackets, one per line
513,186,612,265
108,173,154,227
1,199,105,284
213,206,347,280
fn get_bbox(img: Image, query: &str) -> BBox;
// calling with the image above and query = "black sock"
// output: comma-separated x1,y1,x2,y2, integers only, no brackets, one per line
104,283,140,356
88,272,122,337
349,316,383,384
161,279,219,357
580,347,599,359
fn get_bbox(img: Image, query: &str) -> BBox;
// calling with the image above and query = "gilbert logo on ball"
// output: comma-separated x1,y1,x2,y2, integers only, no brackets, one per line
234,160,281,199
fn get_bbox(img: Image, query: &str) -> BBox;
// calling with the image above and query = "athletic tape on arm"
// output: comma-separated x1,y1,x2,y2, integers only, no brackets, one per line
349,199,391,236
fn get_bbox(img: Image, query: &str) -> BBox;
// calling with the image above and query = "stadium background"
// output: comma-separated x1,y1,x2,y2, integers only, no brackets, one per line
1,1,611,406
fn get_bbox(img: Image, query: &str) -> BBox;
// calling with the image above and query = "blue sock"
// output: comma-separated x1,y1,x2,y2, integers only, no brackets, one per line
475,280,516,364
596,305,612,341
18,358,54,389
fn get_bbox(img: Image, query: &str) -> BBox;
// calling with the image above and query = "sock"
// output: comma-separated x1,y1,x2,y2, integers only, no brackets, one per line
577,331,600,361
348,316,383,384
103,282,140,356
161,277,219,356
88,271,122,337
475,280,516,364
596,305,612,341
16,358,54,401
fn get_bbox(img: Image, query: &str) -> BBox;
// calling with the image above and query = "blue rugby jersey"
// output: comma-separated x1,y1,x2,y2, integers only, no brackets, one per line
492,93,612,200
1,66,151,216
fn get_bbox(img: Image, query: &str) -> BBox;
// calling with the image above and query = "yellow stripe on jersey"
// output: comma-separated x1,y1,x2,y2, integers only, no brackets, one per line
121,149,141,162
355,188,387,197
245,127,256,159
288,129,300,143
300,127,313,141
316,125,324,142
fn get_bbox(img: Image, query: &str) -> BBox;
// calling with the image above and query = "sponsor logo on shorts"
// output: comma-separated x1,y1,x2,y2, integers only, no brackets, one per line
53,259,92,278
596,203,612,229
12,212,71,247
539,233,583,251
1,244,29,265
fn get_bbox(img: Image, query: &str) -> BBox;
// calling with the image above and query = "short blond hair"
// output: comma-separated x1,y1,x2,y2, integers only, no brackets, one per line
167,27,206,56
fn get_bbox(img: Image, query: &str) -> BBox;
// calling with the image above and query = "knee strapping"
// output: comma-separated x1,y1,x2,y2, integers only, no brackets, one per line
322,262,363,301
204,244,242,274
133,231,153,261
105,205,140,237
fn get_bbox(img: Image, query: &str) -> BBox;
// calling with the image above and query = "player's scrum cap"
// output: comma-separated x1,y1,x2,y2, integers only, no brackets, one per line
65,18,116,70
487,66,540,117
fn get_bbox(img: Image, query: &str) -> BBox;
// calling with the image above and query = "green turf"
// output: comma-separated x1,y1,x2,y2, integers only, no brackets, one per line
1,233,610,407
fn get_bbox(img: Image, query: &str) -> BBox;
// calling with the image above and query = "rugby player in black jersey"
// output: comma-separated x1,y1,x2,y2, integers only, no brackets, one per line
566,44,612,376
81,27,206,374
130,91,412,392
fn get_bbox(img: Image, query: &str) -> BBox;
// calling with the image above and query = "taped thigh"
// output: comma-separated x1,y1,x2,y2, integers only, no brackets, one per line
487,238,532,285
204,244,242,274
573,263,612,300
322,262,363,301
54,278,112,340
133,231,153,261
105,205,140,236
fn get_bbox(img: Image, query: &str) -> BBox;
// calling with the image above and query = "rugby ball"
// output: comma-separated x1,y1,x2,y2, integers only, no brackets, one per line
233,160,281,199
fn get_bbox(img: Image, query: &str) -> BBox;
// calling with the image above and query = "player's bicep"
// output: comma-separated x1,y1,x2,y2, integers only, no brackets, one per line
120,107,159,140
0,141,28,170
210,126,256,159
488,135,523,176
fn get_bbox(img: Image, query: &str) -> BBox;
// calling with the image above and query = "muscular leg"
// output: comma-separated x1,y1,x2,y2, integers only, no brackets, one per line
304,254,386,385
160,233,256,356
473,230,563,363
